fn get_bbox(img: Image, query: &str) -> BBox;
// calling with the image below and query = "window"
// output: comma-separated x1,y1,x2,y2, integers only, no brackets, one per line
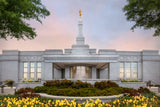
125,63,131,78
120,63,124,78
132,63,138,79
37,63,41,79
120,62,138,79
23,62,42,79
30,63,35,78
23,62,28,78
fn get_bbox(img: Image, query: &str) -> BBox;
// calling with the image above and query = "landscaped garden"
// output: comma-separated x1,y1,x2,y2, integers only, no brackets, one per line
0,94,160,107
0,80,160,106
33,80,125,97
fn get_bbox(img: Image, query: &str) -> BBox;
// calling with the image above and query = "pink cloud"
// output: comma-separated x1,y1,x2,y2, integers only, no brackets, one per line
108,31,160,51
0,14,76,53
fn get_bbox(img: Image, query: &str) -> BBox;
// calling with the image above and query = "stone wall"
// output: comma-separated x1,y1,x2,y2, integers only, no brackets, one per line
16,83,43,90
117,82,146,90
16,80,146,90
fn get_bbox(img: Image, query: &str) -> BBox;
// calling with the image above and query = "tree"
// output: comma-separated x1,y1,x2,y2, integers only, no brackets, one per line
0,0,50,40
123,0,160,36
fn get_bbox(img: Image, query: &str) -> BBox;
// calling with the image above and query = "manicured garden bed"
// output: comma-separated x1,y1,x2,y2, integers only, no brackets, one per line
33,80,127,97
31,80,151,97
34,86,124,96
0,94,160,107
1,79,160,107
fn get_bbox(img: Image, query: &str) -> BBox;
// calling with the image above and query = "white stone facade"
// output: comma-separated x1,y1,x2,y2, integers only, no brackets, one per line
0,16,160,86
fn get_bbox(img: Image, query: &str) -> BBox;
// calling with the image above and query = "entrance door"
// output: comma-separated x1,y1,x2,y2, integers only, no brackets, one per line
70,66,92,79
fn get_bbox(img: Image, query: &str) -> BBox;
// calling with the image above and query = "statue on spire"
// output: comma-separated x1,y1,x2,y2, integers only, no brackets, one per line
79,10,82,18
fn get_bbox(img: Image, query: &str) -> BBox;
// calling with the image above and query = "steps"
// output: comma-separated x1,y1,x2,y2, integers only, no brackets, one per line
148,87,160,96
0,87,16,95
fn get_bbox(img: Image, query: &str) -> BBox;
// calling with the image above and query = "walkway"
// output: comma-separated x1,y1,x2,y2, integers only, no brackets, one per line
0,87,16,95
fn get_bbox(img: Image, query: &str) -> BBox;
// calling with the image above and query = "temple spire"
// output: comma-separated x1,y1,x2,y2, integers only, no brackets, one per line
76,10,85,45
79,10,82,18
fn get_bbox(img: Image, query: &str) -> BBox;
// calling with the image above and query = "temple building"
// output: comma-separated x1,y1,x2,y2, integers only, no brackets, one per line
0,11,160,85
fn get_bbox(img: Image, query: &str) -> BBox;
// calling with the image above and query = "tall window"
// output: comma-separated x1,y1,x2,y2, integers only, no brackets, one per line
37,63,41,79
132,63,138,79
30,63,35,78
120,63,124,78
23,62,28,78
125,63,131,78
120,62,138,79
23,62,42,79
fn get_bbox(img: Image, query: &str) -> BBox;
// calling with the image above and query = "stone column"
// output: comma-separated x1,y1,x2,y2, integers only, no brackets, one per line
27,62,30,79
53,68,62,79
19,62,24,82
34,62,37,79
138,62,142,80
100,68,108,79
44,62,53,80
65,66,70,79
92,66,96,79
109,62,120,80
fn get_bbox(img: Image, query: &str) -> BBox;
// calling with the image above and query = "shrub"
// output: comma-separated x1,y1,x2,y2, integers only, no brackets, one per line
94,80,119,90
122,88,140,96
34,86,48,93
59,79,74,88
16,87,39,98
43,80,60,87
34,86,123,97
73,80,93,89
138,87,151,93
43,80,93,88
107,80,119,87
4,80,14,87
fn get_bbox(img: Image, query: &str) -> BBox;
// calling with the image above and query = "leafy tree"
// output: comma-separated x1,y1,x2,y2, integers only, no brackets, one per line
123,0,160,36
0,0,50,40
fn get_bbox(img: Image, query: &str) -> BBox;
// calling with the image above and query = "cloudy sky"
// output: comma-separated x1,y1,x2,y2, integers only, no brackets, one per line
0,0,160,54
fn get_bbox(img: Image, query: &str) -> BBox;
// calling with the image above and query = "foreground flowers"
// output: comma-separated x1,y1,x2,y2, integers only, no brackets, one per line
0,95,159,107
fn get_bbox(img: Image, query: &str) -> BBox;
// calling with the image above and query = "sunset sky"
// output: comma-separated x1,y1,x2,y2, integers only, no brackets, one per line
0,0,160,54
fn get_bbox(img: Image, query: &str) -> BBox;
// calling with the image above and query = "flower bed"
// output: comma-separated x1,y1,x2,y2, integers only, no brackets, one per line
33,80,150,97
0,95,159,107
22,78,41,83
34,86,124,97
121,79,142,82
33,80,126,97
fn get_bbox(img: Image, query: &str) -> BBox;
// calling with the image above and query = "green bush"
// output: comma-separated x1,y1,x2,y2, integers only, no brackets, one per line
43,80,60,87
138,87,151,93
73,80,93,89
34,86,48,93
59,79,74,88
4,80,14,87
43,80,93,89
35,80,147,97
107,80,119,87
94,80,119,90
95,81,109,90
34,86,123,97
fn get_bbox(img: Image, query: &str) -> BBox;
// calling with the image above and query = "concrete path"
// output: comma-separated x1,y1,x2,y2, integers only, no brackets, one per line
156,93,160,97
0,87,16,95
148,87,160,97
39,93,124,102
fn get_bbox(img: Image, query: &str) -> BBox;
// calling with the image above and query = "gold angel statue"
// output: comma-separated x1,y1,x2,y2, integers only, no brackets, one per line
79,10,82,18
